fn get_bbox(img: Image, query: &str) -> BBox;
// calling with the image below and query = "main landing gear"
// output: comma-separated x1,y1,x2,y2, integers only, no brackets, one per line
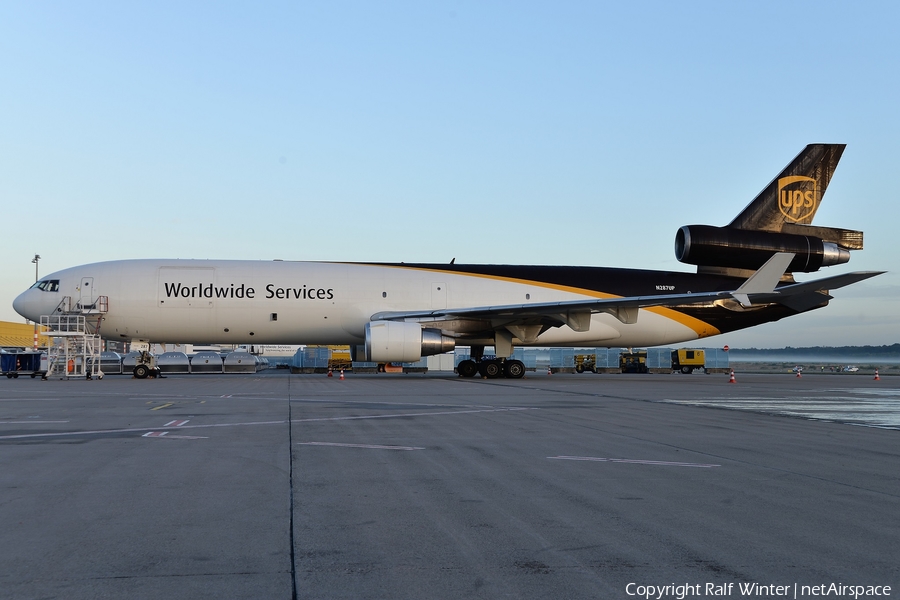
132,350,162,379
133,364,162,379
457,358,526,379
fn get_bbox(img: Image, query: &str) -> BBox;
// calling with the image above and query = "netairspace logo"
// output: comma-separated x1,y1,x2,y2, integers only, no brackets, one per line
625,582,891,599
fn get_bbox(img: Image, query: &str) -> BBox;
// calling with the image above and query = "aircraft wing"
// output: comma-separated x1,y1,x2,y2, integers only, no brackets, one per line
371,253,884,337
373,289,732,326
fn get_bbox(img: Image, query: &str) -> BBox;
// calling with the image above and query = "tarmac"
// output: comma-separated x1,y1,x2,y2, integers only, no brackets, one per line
1,371,897,599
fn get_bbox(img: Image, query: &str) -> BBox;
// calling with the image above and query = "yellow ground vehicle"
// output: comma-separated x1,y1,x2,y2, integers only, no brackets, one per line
620,351,648,373
671,348,705,374
327,345,353,371
573,354,597,373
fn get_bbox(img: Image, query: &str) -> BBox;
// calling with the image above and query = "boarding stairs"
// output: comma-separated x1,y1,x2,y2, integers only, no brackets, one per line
40,295,108,379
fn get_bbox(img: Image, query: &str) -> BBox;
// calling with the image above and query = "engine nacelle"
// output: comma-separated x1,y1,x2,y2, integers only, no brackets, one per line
675,225,850,272
363,321,455,363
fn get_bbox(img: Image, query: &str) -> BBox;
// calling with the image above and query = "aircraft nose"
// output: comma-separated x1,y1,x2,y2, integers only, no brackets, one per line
12,289,38,321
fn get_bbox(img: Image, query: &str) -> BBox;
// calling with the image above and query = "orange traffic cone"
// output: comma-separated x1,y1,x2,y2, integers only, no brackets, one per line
796,369,802,378
728,370,736,384
327,368,333,377
339,369,345,380
547,366,552,376
874,369,880,381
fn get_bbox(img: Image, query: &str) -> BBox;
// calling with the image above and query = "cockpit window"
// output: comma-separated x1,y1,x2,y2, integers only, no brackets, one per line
30,279,60,292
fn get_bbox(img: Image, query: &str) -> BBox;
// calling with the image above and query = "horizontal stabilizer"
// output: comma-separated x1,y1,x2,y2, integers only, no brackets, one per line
780,292,831,312
776,270,884,295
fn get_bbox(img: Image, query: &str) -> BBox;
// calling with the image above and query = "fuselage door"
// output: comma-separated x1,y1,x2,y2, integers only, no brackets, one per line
79,277,96,307
432,282,447,309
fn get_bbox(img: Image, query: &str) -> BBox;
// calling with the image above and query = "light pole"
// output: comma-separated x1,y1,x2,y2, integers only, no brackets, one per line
31,254,40,350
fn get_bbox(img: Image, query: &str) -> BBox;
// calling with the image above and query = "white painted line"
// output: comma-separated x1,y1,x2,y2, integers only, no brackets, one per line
0,407,536,440
164,419,190,427
548,456,720,468
142,431,206,439
0,419,287,440
0,420,70,424
295,407,535,423
298,442,425,451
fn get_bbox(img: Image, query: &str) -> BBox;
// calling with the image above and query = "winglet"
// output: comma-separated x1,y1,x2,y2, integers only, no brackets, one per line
732,252,795,307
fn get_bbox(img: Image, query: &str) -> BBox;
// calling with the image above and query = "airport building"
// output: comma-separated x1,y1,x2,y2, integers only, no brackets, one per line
0,320,51,350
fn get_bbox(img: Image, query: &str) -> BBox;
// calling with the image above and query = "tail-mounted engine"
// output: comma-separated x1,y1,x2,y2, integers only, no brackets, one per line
675,225,852,273
361,321,455,363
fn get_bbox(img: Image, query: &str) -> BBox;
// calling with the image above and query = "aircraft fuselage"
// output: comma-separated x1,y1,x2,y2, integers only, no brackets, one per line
14,259,766,348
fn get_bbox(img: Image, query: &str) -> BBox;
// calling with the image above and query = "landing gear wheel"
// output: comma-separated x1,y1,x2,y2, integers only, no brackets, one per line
504,360,526,379
134,364,150,379
457,359,478,378
482,361,502,379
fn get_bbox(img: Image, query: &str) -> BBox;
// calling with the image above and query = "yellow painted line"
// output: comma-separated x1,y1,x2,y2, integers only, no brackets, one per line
151,403,174,411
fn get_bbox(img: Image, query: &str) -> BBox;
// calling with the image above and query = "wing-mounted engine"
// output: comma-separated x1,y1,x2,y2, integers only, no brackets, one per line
675,225,858,273
360,321,455,362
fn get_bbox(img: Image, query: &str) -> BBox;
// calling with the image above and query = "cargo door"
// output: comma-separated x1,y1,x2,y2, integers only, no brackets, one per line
157,268,216,335
432,283,447,309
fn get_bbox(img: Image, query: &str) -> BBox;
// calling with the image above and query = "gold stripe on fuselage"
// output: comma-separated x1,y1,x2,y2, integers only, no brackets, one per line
360,264,721,339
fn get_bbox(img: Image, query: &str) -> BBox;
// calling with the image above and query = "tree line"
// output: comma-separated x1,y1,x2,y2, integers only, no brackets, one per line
729,344,900,357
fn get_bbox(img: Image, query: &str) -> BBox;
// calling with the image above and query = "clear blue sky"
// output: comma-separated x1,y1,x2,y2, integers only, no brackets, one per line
2,1,897,348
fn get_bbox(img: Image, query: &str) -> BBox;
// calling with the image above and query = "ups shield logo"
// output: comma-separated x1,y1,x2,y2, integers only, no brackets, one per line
778,175,818,222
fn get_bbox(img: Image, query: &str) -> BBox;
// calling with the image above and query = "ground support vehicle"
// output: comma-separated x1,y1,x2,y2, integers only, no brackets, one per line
1,352,47,379
328,345,353,371
574,354,597,373
671,348,706,374
620,351,649,373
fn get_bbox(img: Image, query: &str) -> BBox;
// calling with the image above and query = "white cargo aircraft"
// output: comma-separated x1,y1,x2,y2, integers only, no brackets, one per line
13,145,883,378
